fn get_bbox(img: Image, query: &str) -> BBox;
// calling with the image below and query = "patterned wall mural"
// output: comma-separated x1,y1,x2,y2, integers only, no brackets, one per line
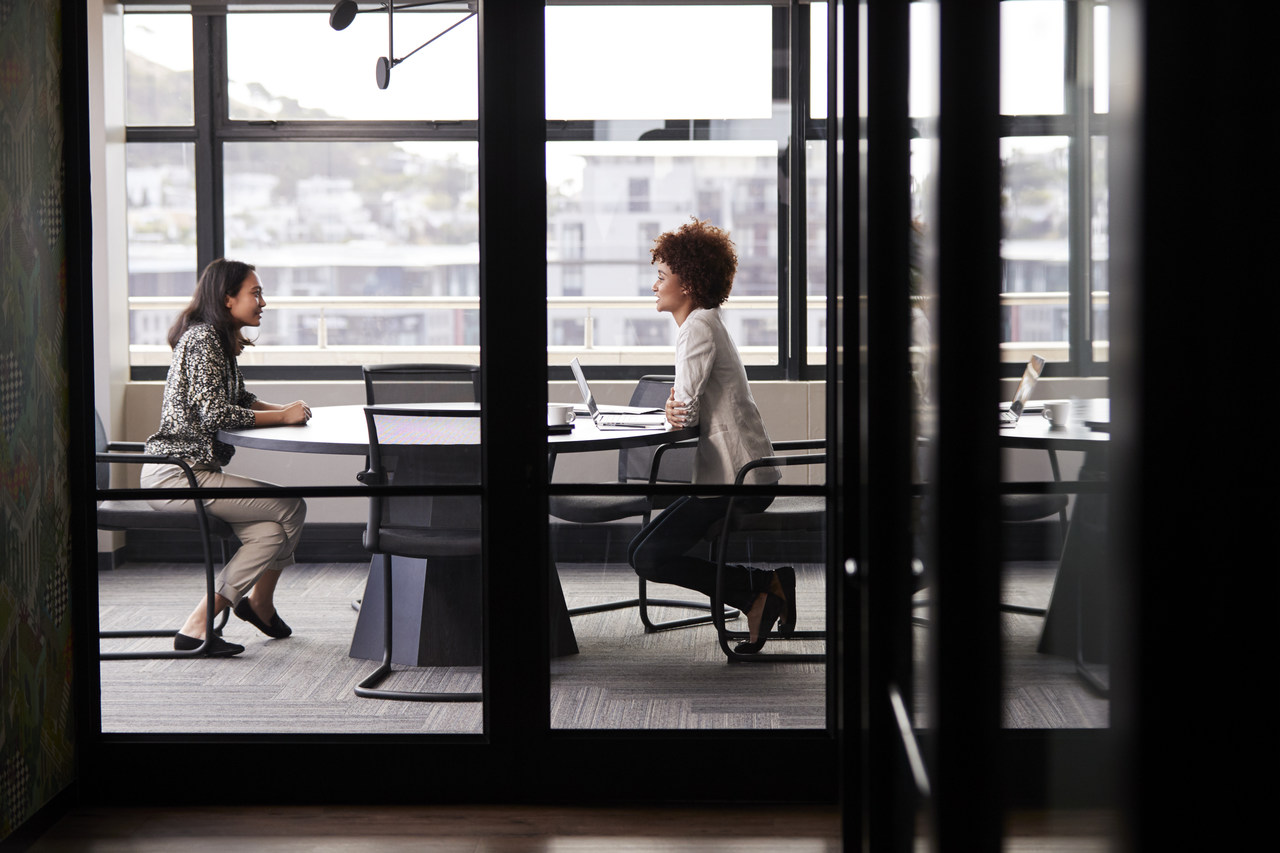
0,0,77,840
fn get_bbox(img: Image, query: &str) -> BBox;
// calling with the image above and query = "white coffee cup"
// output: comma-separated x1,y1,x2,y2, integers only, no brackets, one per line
1041,401,1071,428
548,403,576,426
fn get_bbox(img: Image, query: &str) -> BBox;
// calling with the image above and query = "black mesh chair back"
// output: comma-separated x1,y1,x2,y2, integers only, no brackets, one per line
616,375,695,491
362,363,482,406
354,406,483,702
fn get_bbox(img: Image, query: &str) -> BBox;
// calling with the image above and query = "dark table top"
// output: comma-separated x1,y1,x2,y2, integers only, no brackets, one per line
218,403,698,455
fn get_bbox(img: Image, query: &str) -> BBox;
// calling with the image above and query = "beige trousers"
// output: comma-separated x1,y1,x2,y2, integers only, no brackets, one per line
140,462,306,605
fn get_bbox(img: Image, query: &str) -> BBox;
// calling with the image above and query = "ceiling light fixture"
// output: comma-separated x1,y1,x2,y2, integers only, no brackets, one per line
328,1,477,90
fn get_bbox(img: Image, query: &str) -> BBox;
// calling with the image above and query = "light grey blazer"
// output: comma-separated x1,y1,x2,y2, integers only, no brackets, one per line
673,307,780,486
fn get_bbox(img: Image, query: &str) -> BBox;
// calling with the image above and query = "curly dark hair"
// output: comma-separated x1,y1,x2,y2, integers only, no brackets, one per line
650,217,738,309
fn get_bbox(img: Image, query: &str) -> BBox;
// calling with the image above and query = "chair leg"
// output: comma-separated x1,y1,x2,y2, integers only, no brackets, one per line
566,577,740,632
99,529,226,660
354,553,481,702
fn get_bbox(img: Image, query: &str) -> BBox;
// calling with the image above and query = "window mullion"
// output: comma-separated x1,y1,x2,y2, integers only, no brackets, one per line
787,0,809,381
193,13,223,269
1065,0,1094,376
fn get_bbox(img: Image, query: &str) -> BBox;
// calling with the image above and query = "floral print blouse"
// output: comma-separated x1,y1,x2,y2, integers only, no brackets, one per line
144,324,257,467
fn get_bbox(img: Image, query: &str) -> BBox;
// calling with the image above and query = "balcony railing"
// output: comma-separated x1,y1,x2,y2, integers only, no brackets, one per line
126,292,1108,367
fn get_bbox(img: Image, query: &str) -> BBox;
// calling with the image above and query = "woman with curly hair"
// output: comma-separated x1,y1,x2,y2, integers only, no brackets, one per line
627,218,795,653
142,259,311,656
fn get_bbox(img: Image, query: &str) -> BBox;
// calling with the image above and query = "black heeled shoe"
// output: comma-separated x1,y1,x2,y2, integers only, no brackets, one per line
734,592,784,655
774,566,797,638
233,598,292,639
174,633,245,657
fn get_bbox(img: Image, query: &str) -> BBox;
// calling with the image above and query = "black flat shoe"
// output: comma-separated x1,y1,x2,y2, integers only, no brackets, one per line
774,566,798,638
233,598,292,638
735,593,785,655
174,633,245,657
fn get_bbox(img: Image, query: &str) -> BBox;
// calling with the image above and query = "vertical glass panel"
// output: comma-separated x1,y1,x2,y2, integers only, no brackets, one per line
545,5,772,120
547,5,822,731
811,2,829,120
806,140,828,366
1001,136,1070,363
226,12,477,121
220,141,479,365
547,140,780,363
910,6,940,847
1092,135,1109,363
1093,4,1110,114
1000,1,1065,115
123,13,193,126
126,142,197,359
910,0,940,120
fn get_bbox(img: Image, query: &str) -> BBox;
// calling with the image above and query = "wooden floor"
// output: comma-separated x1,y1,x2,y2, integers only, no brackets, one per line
94,560,1105,734
27,804,1118,851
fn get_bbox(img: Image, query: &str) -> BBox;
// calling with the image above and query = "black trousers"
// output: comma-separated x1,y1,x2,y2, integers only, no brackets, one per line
628,494,774,612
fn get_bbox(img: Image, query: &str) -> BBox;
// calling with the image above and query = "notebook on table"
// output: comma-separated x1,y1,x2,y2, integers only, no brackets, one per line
1000,354,1046,427
569,358,670,430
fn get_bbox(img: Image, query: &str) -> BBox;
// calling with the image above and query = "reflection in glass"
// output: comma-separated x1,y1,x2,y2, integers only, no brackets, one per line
1093,4,1110,114
1001,137,1070,360
220,141,479,351
124,13,193,126
1092,136,1109,362
126,143,197,351
547,140,781,361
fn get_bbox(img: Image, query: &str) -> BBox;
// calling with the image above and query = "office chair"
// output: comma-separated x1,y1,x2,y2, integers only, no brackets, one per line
361,363,482,406
697,439,828,663
94,410,233,660
353,364,482,612
548,375,741,632
353,406,483,702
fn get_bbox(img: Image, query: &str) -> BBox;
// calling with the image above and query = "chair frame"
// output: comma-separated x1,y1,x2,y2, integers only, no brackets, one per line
353,406,483,702
559,376,741,633
705,440,829,663
95,443,231,660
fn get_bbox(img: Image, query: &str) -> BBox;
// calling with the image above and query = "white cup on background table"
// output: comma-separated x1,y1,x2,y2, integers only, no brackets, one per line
1041,401,1072,429
548,403,576,426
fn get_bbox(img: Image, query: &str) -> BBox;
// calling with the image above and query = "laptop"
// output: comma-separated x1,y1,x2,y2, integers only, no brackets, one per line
569,358,670,429
1000,354,1046,427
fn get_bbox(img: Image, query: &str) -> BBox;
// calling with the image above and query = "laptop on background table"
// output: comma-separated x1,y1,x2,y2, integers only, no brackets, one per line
569,358,669,429
1000,354,1046,427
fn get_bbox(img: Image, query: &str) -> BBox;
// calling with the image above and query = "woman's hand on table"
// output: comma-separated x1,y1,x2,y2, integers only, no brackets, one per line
252,400,312,426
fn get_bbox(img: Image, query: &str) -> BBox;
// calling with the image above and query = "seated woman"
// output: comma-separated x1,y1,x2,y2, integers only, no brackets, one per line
627,218,794,654
142,259,311,657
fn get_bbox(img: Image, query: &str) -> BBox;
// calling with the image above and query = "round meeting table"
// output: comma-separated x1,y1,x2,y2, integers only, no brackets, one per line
220,404,696,666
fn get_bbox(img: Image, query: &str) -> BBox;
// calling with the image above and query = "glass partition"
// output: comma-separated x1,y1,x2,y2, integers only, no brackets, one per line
545,3,826,730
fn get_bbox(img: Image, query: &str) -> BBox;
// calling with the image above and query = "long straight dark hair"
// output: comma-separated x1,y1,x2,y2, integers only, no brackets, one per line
167,259,256,356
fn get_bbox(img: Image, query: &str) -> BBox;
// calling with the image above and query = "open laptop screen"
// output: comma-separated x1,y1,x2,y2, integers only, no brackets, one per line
1008,354,1046,418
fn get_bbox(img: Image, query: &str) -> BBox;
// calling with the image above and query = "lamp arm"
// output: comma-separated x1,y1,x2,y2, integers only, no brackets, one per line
393,10,476,66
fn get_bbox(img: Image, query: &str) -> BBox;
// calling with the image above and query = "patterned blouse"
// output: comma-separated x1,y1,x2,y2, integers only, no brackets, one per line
144,324,258,467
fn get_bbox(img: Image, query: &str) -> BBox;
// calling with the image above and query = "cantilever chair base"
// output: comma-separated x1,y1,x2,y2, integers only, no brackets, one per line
709,441,829,664
568,582,740,633
353,553,482,703
95,410,238,661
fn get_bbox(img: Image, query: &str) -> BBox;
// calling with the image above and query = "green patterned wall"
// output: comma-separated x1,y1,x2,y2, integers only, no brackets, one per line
0,0,77,840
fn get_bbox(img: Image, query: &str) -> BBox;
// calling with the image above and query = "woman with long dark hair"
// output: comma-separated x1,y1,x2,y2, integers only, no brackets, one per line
142,259,310,656
627,218,794,654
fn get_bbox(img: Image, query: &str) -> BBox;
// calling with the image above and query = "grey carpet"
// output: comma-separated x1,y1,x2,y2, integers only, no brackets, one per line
96,560,1104,733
